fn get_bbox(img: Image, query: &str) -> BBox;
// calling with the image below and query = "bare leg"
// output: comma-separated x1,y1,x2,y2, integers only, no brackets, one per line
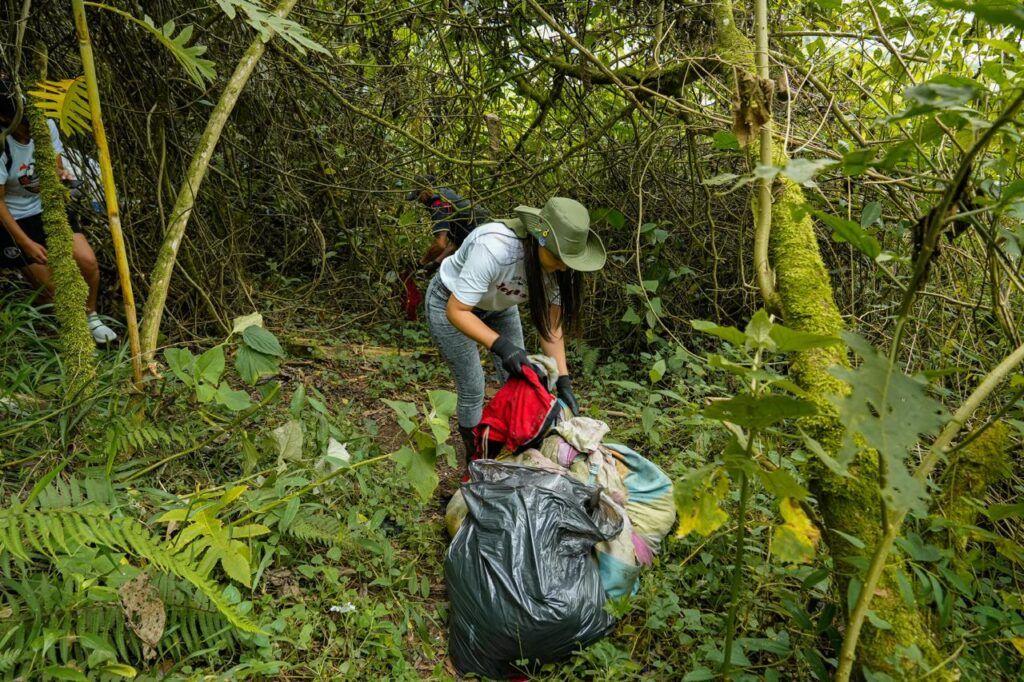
21,235,100,312
21,263,54,305
73,233,100,313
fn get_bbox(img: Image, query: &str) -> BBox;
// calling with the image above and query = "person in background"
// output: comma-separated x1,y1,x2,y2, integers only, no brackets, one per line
0,82,116,343
407,174,491,273
425,196,605,465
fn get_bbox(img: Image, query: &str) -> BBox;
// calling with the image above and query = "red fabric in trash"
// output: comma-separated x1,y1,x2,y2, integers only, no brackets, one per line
400,269,423,321
473,365,557,457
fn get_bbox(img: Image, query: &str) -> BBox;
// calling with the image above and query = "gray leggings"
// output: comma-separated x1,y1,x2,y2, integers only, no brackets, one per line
426,275,525,428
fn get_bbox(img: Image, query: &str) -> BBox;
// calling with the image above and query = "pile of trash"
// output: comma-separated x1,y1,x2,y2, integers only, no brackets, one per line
444,358,676,679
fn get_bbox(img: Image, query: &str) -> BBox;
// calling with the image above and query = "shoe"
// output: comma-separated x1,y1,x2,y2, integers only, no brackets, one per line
87,312,118,343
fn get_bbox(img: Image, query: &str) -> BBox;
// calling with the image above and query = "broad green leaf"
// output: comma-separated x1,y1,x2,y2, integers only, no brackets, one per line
703,394,817,429
649,358,667,383
40,667,88,682
235,345,279,384
780,157,836,186
591,207,626,230
691,319,746,346
704,172,739,186
272,419,303,462
861,201,882,228
799,429,850,477
384,399,418,434
757,468,809,500
429,390,457,421
100,663,137,678
290,383,305,418
675,466,733,536
29,77,91,136
427,390,457,442
195,382,216,403
865,610,893,631
829,332,950,515
216,382,252,411
986,502,1024,521
392,445,438,501
231,312,264,334
708,354,754,377
773,498,820,564
712,131,740,150
841,147,876,176
891,75,986,120
744,309,776,351
242,325,283,356
811,209,882,259
933,0,1024,28
163,347,195,385
196,346,225,385
768,324,841,352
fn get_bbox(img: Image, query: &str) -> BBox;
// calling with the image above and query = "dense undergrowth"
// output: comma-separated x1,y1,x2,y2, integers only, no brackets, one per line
2,286,1022,681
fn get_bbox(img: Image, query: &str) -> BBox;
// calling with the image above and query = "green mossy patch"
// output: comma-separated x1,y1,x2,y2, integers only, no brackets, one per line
26,93,96,398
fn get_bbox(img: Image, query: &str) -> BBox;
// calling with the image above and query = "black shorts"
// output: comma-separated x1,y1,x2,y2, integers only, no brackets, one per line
0,212,82,269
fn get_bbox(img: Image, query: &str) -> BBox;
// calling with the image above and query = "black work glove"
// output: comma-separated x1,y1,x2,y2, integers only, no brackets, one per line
556,375,579,416
491,335,530,378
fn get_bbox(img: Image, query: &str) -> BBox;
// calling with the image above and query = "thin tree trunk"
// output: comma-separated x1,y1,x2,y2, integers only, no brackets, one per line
751,0,779,313
27,49,96,398
72,0,142,386
139,0,299,360
712,1,953,677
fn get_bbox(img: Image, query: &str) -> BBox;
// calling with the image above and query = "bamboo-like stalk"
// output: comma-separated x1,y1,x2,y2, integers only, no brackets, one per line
71,0,142,385
752,0,779,314
139,0,299,361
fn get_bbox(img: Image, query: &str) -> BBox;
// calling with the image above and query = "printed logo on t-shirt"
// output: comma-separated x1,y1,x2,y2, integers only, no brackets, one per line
496,276,528,301
16,162,39,193
3,246,22,260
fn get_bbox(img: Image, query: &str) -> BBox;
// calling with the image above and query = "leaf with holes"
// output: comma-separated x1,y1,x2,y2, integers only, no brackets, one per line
773,498,820,564
829,332,949,515
675,467,730,538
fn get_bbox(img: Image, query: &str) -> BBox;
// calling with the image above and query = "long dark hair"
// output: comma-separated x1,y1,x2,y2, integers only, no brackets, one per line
524,236,582,341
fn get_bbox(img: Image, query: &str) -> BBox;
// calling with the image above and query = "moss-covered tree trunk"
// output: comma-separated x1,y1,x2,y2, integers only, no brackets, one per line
26,76,96,398
940,421,1012,551
712,2,952,677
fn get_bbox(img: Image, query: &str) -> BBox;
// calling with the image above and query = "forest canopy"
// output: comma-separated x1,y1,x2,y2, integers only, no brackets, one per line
1,0,1023,680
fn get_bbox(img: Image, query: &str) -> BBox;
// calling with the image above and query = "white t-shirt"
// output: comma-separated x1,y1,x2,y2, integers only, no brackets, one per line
439,222,560,311
0,119,64,220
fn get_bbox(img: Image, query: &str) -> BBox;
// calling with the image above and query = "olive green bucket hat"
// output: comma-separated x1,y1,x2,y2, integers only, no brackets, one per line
513,197,607,272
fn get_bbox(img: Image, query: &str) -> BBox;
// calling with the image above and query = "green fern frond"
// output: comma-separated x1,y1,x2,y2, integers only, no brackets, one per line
286,514,345,546
85,3,216,87
0,648,17,674
27,77,91,137
0,507,262,634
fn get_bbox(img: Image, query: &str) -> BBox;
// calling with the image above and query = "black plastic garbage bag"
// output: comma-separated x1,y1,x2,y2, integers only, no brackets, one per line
446,460,623,679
